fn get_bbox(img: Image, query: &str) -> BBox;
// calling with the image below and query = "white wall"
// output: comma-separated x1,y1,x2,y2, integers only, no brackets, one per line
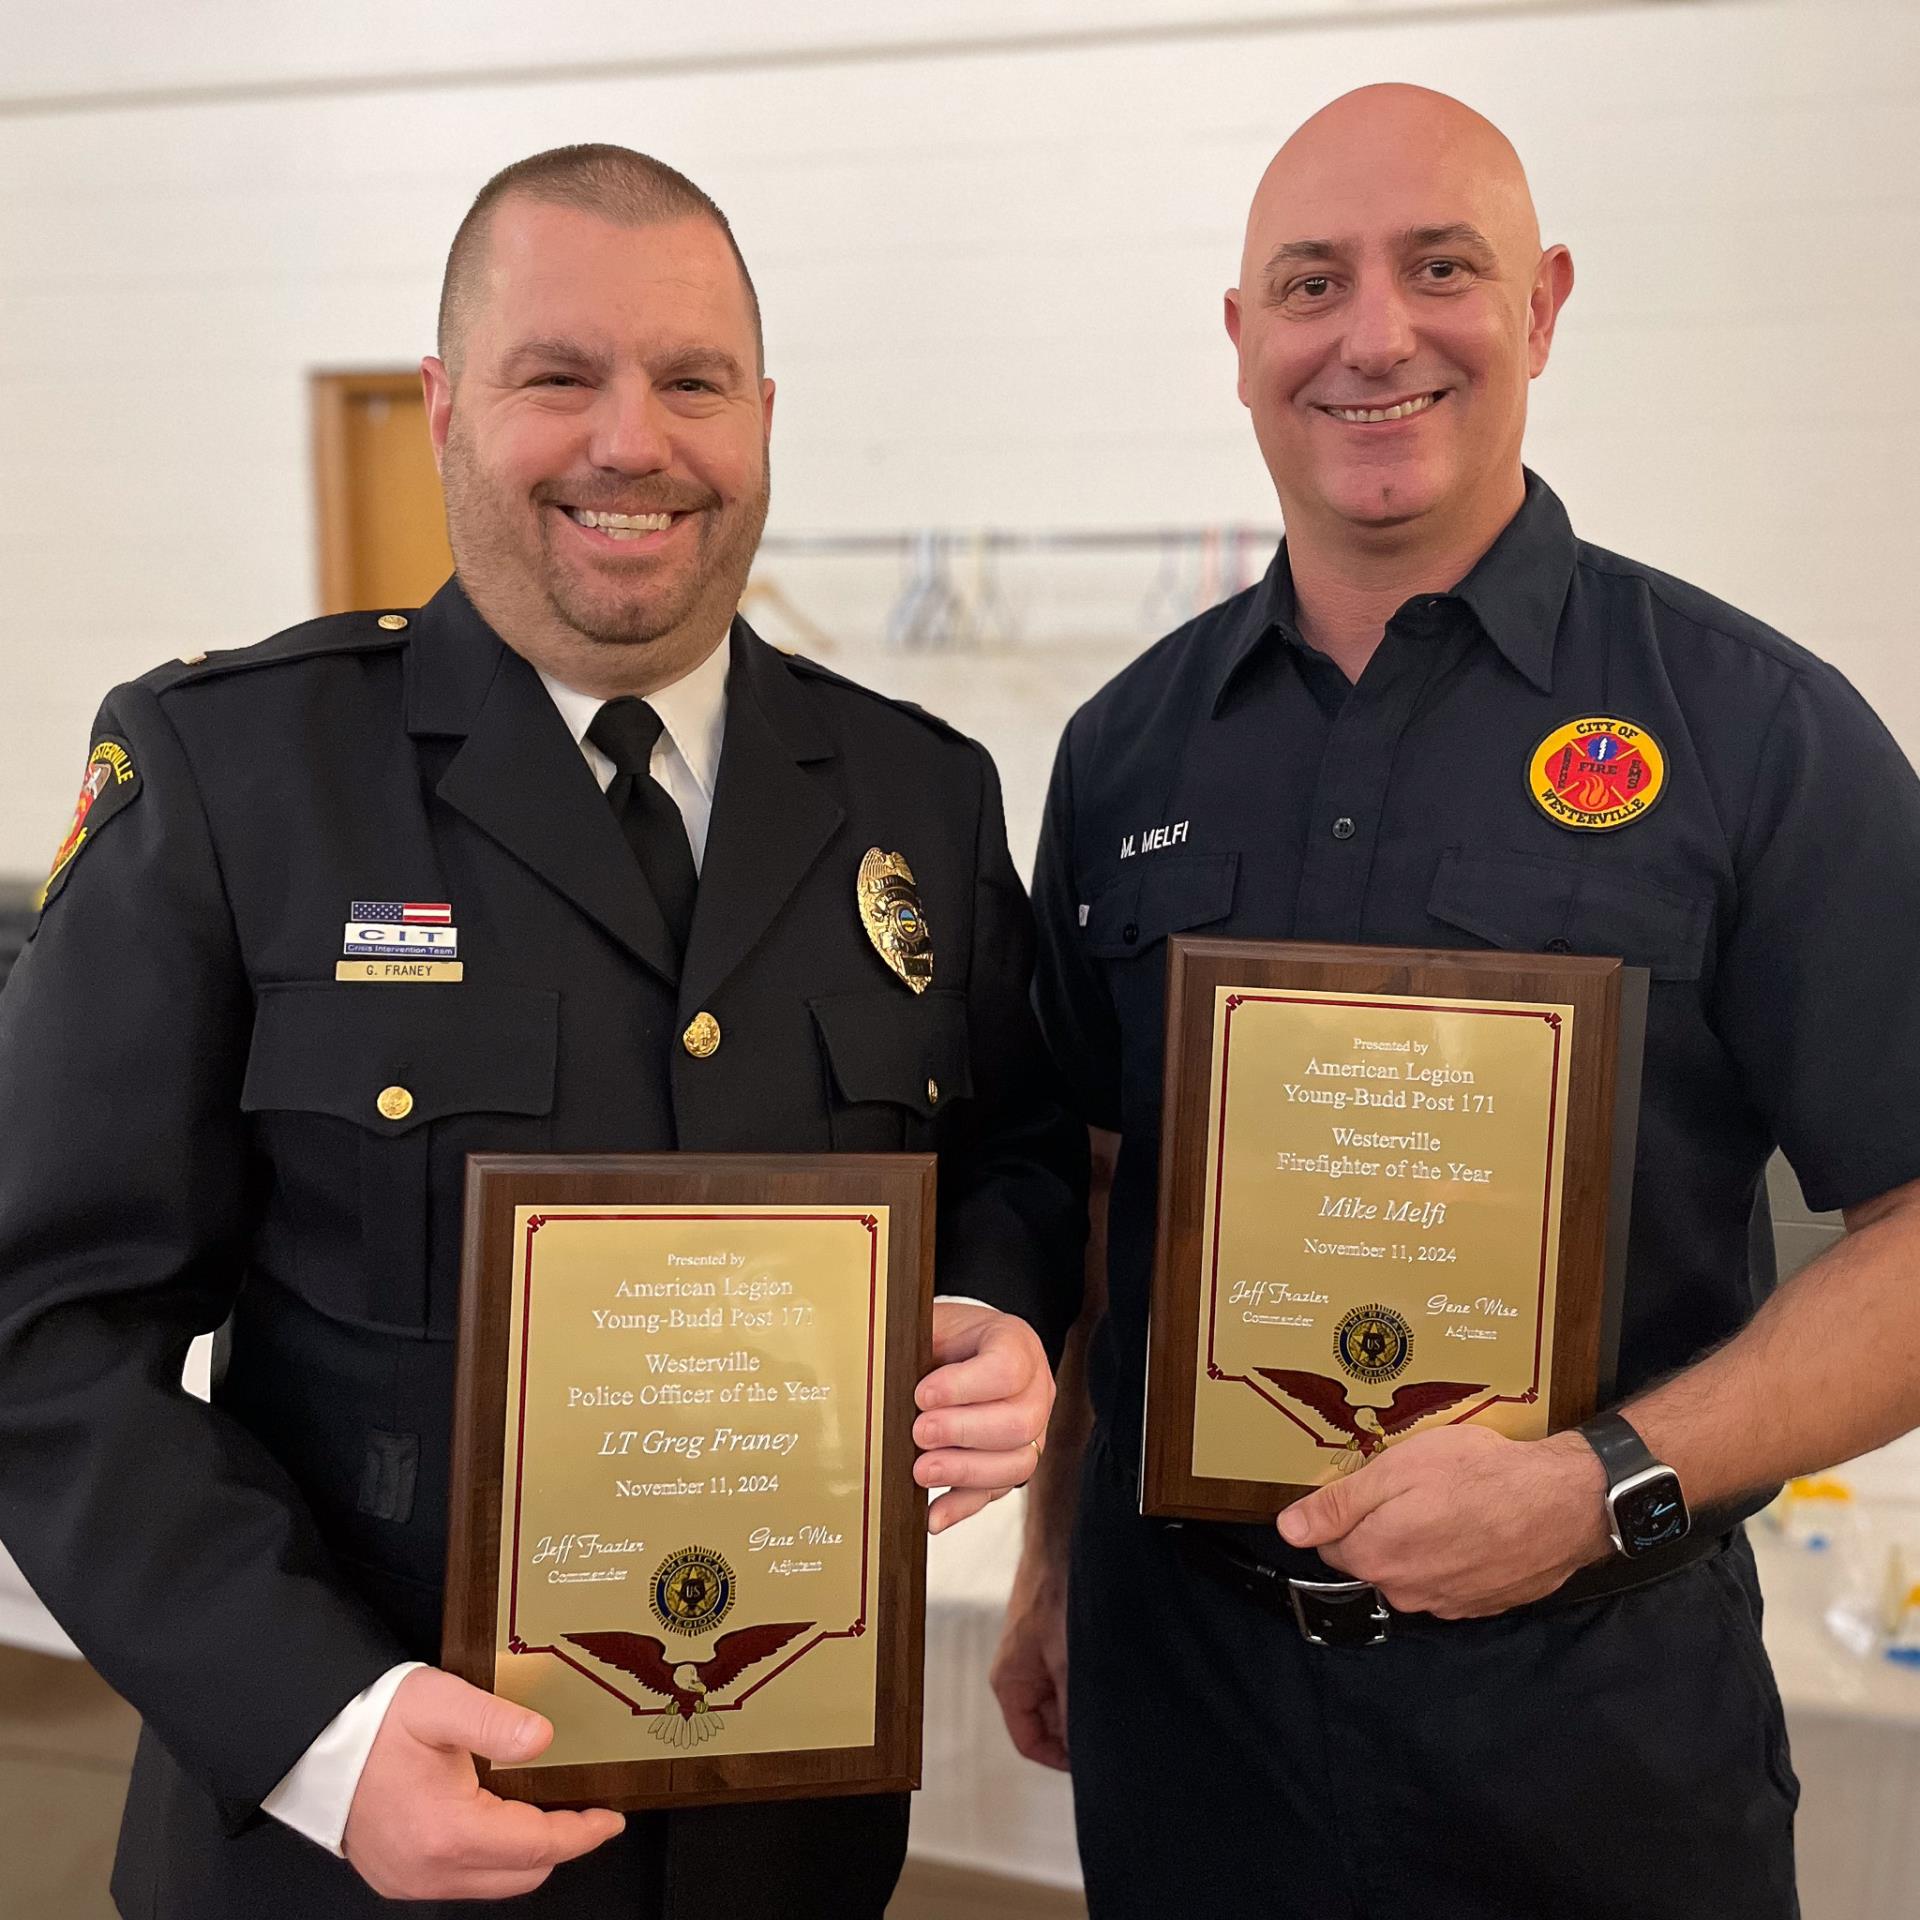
1,0,1916,877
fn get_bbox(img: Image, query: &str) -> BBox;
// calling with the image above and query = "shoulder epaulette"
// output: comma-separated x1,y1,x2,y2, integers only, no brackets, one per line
779,649,970,746
139,608,416,696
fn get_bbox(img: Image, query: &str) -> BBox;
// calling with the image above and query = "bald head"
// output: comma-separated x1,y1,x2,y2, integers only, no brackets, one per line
1243,85,1541,292
1224,85,1572,561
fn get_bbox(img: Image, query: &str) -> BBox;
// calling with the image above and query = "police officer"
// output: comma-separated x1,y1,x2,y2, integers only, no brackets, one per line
992,85,1920,1919
0,146,1083,1917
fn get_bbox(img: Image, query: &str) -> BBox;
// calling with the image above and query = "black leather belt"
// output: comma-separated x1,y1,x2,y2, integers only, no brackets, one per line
1173,1520,1733,1649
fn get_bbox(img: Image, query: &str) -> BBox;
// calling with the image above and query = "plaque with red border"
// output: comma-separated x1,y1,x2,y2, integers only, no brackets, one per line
445,1154,933,1809
1141,940,1645,1522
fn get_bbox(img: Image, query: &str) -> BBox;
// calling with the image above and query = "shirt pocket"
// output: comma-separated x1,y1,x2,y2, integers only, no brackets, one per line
1083,852,1240,960
241,982,559,1336
810,987,972,1152
1425,847,1710,983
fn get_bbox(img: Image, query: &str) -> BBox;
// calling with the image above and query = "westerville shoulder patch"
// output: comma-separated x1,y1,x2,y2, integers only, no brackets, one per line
38,737,141,910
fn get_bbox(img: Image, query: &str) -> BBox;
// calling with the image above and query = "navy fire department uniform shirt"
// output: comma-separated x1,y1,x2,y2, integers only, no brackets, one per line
1033,472,1920,1469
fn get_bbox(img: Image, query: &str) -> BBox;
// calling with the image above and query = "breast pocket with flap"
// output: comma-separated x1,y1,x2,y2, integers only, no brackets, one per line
1425,847,1711,983
810,988,972,1152
1082,853,1240,961
241,983,558,1336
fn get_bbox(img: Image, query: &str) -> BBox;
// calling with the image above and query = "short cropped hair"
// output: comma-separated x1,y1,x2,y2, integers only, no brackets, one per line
436,143,763,373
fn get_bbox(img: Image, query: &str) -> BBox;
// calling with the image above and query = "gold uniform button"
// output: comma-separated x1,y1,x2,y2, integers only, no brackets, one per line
683,1012,721,1059
926,1078,940,1106
376,1085,414,1121
377,613,410,631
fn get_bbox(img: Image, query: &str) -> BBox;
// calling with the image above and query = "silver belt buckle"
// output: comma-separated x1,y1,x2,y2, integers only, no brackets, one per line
1287,1576,1391,1648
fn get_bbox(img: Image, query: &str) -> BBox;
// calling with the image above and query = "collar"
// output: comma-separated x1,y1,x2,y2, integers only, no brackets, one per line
404,602,832,997
536,633,730,803
403,576,731,797
1445,471,1574,694
1210,469,1575,713
404,576,509,736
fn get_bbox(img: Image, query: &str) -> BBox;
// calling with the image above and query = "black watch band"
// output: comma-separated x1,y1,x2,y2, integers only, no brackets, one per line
1578,1411,1691,1560
1581,1410,1659,1480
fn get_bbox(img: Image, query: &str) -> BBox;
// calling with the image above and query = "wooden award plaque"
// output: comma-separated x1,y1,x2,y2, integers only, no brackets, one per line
444,1153,934,1810
1141,940,1646,1523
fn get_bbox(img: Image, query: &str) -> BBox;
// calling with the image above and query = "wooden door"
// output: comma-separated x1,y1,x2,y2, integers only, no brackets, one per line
311,371,454,614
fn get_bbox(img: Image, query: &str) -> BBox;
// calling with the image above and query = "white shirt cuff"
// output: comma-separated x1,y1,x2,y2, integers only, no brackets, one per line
261,1661,425,1857
933,1294,993,1310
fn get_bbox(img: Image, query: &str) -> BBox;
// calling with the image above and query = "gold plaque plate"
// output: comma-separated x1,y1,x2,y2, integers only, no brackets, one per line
493,1204,889,1769
1192,984,1571,1486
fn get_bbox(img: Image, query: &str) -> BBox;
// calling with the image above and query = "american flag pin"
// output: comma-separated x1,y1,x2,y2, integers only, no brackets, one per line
343,901,459,959
353,900,451,925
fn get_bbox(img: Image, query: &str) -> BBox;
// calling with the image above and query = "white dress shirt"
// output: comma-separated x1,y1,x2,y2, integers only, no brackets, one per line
265,631,980,1855
534,640,730,868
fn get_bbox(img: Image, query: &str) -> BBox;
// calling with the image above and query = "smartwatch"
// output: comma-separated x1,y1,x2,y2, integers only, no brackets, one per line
1578,1411,1691,1559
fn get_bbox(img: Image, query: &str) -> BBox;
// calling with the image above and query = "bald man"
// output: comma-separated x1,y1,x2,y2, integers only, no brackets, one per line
994,85,1920,1917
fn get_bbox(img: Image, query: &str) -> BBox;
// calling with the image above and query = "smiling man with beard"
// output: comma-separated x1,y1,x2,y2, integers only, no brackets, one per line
0,146,1083,1918
429,165,774,710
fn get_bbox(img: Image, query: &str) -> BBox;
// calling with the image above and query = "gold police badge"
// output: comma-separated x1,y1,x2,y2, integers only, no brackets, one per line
857,848,933,993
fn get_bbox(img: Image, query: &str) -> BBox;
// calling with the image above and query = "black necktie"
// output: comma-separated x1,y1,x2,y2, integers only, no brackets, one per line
586,698,699,960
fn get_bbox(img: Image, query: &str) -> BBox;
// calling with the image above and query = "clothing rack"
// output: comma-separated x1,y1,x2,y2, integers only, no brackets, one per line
752,526,1282,652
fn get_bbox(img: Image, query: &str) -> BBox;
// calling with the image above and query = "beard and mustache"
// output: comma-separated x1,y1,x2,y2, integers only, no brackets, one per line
439,412,771,652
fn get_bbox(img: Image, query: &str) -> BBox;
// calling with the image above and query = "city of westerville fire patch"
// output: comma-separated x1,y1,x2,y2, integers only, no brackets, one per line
1527,718,1666,832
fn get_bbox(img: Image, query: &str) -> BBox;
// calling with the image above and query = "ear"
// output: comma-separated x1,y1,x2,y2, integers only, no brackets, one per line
1526,245,1575,379
1224,288,1250,408
760,375,776,439
421,356,454,472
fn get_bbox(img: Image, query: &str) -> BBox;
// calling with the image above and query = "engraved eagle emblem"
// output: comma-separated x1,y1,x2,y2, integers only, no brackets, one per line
1255,1368,1486,1470
857,848,933,993
565,1623,813,1747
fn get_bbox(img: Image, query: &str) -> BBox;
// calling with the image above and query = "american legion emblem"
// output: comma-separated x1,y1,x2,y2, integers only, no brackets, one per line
648,1543,736,1636
1332,1301,1414,1385
1528,717,1667,832
857,848,934,993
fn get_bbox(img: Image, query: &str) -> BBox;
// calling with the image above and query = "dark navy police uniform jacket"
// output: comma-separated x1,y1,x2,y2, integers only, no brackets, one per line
0,580,1084,1920
1034,474,1920,1920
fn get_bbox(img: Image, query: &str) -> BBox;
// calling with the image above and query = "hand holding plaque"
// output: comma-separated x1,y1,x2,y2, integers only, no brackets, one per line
913,1301,1056,1533
342,1667,628,1902
443,1155,933,1811
1142,940,1646,1521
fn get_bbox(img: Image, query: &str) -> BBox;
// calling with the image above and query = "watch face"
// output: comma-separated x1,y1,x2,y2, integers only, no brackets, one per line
1614,1471,1690,1555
